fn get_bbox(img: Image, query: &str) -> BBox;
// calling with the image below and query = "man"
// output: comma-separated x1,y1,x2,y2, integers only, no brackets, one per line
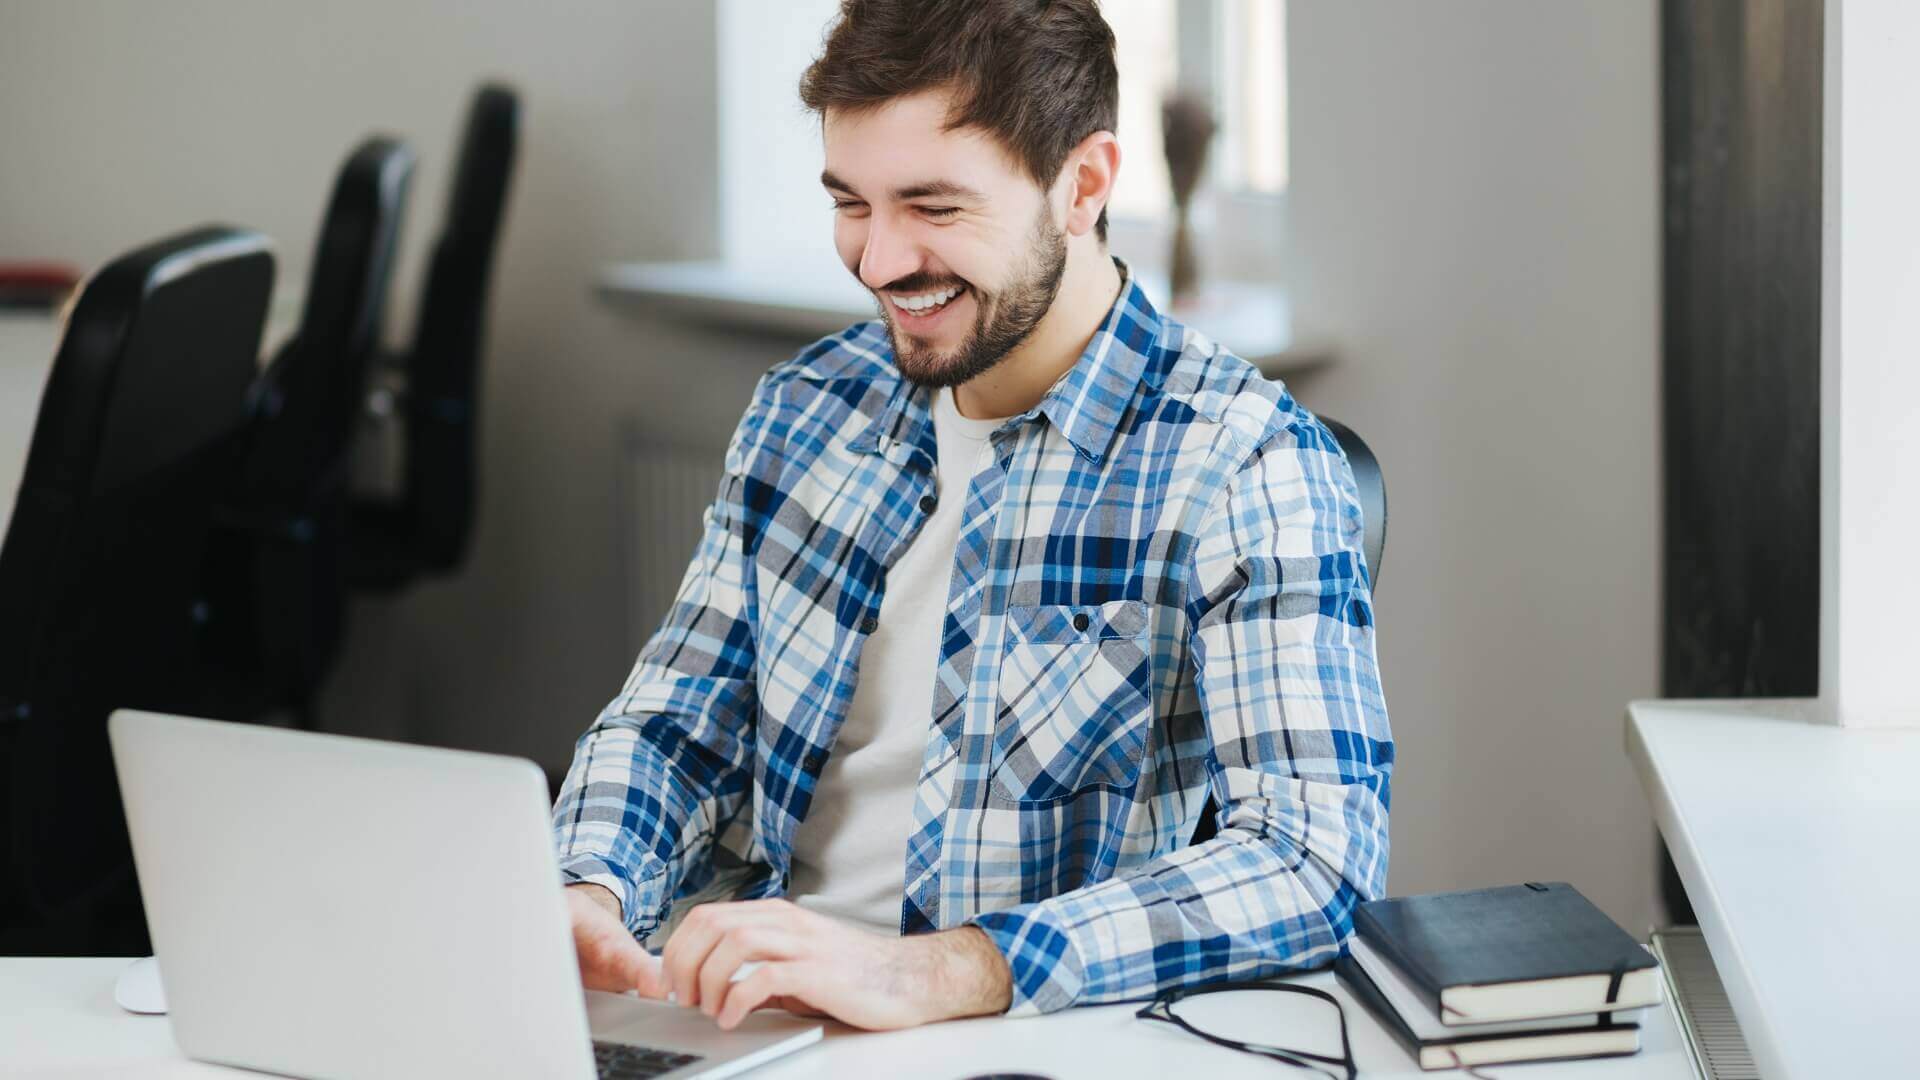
552,0,1391,1032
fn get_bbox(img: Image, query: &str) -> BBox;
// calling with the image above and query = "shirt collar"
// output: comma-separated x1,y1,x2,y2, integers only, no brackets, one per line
848,257,1161,467
1029,257,1158,464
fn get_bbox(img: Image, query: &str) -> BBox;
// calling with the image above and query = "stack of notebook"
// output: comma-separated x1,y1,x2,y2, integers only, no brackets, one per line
1335,882,1664,1071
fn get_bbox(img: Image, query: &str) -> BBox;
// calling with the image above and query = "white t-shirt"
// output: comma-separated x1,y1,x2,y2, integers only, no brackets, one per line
787,387,1004,932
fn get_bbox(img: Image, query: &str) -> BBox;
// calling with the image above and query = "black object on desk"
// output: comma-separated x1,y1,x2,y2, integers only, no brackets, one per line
1335,952,1641,1072
1353,881,1661,1025
1137,980,1357,1080
1335,881,1662,1071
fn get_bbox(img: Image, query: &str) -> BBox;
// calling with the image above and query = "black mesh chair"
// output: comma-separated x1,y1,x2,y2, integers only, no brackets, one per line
202,138,414,726
0,226,275,955
350,84,519,590
1189,415,1387,847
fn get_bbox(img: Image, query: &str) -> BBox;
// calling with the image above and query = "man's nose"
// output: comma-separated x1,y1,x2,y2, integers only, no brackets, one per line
858,218,920,293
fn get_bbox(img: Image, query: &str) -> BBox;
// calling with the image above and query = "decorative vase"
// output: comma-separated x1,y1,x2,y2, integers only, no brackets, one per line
1162,92,1217,306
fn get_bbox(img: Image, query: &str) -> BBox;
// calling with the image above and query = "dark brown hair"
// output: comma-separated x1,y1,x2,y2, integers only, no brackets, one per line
799,0,1119,241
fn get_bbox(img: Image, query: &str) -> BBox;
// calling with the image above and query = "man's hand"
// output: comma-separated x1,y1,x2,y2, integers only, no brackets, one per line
565,883,667,996
659,898,1013,1030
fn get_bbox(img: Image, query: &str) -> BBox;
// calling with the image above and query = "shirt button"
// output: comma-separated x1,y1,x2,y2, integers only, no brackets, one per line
804,751,826,771
1072,612,1091,632
919,494,938,514
860,614,879,634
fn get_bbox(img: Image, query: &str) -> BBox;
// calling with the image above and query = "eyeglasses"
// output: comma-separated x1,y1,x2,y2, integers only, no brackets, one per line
1135,981,1357,1080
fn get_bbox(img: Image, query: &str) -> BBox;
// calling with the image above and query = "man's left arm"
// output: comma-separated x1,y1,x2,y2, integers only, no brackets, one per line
968,418,1393,1015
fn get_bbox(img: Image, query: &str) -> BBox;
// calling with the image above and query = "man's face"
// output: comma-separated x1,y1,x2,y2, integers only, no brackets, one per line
822,91,1068,389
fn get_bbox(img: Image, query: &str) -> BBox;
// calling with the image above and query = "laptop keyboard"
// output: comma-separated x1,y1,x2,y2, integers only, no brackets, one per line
594,1039,705,1079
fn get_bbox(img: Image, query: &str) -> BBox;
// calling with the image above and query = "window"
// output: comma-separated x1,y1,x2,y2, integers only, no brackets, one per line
1104,0,1179,221
1215,0,1290,196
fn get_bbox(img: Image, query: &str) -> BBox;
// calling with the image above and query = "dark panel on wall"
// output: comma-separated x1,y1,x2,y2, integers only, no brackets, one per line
1660,1,1823,918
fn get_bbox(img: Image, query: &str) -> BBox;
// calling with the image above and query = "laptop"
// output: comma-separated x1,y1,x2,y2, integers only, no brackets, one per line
108,709,822,1080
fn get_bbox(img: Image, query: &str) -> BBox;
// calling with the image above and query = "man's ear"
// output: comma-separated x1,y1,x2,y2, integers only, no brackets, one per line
1060,130,1120,239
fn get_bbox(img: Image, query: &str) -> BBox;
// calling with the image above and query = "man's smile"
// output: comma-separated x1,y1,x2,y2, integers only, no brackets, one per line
885,283,971,328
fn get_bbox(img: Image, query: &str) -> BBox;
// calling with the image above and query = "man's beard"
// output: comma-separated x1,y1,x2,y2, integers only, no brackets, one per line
874,205,1069,389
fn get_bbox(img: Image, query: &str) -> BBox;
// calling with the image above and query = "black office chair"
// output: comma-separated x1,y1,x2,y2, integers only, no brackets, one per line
1319,417,1387,590
202,137,414,725
1189,414,1386,847
0,226,275,955
350,84,519,590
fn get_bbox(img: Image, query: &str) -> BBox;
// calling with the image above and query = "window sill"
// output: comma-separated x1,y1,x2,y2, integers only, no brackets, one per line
596,260,1333,379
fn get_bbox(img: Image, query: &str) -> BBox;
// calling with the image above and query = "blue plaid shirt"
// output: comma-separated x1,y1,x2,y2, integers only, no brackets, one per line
553,263,1392,1015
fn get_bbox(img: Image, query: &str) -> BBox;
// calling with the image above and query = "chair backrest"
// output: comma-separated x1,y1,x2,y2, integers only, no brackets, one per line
403,83,518,573
1318,416,1387,590
248,137,414,505
0,226,273,953
207,138,411,715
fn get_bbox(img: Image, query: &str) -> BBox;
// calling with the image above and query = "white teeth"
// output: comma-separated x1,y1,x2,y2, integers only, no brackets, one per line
892,286,962,313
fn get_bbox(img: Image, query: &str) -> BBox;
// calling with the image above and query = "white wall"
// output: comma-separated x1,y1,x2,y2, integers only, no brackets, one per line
0,1,771,770
1284,1,1663,932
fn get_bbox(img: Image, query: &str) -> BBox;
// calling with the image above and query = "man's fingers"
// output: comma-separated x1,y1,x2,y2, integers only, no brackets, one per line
715,961,805,1030
661,903,788,1008
765,994,830,1018
588,937,660,997
660,910,724,1008
581,964,636,994
571,903,652,994
698,929,801,1018
632,950,669,999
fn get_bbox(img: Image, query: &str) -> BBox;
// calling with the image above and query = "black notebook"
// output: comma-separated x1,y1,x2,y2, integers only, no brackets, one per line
1353,882,1662,1025
1336,954,1642,1071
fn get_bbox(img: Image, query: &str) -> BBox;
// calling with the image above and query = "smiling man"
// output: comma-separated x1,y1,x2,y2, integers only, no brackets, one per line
552,0,1391,1031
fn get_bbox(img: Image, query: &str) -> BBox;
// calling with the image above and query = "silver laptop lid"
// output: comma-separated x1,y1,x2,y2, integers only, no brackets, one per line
110,709,598,1079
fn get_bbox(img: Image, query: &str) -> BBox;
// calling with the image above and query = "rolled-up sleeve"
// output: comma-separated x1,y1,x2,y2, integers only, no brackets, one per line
550,377,777,937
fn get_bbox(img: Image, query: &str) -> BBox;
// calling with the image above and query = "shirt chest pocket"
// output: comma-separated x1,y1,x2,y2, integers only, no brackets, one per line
990,599,1153,804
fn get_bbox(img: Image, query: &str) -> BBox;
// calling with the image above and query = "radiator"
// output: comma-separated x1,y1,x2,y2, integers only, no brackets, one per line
621,430,727,659
1651,927,1758,1080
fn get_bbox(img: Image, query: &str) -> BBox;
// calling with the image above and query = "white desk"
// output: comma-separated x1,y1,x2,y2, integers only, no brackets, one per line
4,957,1696,1079
1627,699,1920,1079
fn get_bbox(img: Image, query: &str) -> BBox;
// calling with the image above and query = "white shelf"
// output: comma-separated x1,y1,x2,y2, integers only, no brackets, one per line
596,260,1334,379
1625,699,1920,1079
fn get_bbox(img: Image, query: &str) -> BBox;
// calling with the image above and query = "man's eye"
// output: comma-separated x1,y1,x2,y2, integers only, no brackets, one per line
831,200,867,213
919,206,961,220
